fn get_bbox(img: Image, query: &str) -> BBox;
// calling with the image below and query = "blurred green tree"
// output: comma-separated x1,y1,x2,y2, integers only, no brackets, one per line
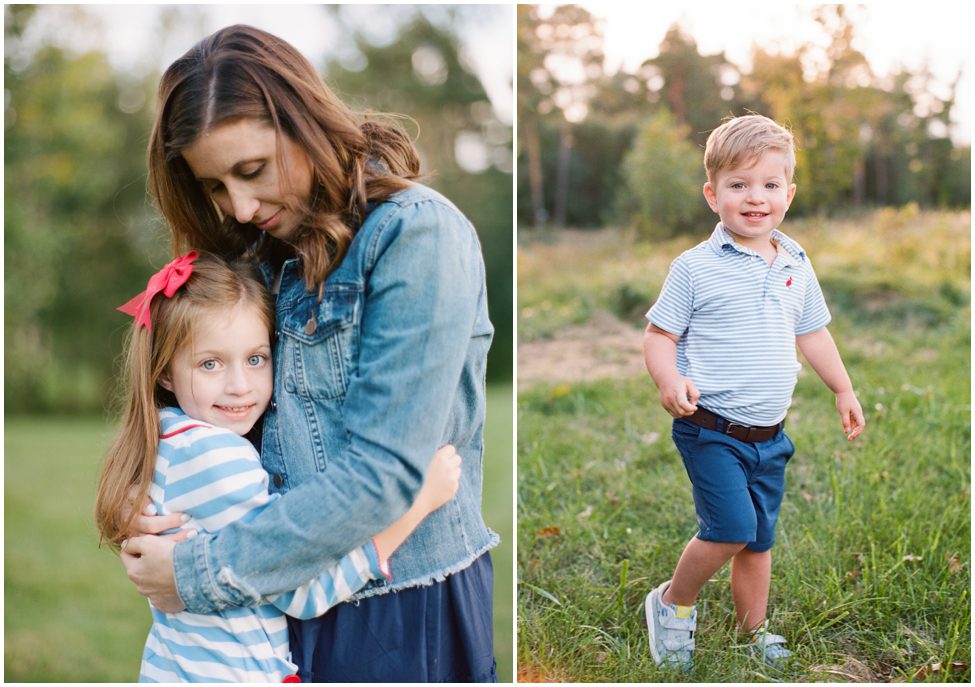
321,11,513,381
614,108,712,238
5,15,163,413
636,25,742,147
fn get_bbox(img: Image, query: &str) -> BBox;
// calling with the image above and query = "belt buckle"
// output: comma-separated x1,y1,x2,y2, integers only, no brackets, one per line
725,422,748,439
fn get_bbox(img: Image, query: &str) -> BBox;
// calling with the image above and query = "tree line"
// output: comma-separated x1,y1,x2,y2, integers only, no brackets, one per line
518,4,970,236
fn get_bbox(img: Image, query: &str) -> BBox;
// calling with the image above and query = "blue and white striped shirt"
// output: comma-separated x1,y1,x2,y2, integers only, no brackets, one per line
139,408,388,683
647,223,831,426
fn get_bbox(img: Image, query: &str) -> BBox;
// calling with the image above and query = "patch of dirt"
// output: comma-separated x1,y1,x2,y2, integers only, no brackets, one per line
800,659,881,682
518,311,646,390
517,662,568,683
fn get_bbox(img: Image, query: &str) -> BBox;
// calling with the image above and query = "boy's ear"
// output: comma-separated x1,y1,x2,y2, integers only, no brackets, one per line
703,182,718,212
786,182,797,207
158,371,174,393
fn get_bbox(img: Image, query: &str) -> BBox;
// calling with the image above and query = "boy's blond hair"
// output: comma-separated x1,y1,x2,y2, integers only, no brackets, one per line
704,114,796,183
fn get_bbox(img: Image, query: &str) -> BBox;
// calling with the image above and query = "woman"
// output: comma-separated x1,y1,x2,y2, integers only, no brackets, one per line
120,24,498,682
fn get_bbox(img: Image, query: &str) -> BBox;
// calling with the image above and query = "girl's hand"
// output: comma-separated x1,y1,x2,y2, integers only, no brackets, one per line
370,445,462,564
415,444,462,516
124,486,195,541
836,390,866,441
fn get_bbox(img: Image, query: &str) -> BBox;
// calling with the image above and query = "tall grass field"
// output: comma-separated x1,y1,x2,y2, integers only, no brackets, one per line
517,208,970,682
5,386,514,682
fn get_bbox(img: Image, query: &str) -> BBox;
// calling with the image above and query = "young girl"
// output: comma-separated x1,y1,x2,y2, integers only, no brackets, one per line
95,251,461,682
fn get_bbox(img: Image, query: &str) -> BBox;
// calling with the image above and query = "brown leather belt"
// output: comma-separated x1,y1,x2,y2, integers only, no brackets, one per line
686,407,782,443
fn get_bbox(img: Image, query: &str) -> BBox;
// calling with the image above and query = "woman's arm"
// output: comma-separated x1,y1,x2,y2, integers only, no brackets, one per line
166,197,487,613
268,445,461,619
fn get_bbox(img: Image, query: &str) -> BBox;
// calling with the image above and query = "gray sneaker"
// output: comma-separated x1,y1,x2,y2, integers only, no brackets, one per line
746,621,794,665
644,580,696,670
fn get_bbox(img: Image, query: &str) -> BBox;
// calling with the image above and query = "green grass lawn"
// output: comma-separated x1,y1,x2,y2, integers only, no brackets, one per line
517,209,971,682
4,385,513,682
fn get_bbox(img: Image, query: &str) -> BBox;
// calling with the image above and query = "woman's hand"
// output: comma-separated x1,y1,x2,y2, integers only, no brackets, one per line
120,535,186,613
415,445,462,516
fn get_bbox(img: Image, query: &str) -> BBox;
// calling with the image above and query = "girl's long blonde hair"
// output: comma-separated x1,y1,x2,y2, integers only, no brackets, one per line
94,253,273,549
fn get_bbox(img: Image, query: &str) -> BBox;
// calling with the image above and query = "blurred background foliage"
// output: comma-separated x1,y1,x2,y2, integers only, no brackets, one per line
4,4,513,415
517,4,970,234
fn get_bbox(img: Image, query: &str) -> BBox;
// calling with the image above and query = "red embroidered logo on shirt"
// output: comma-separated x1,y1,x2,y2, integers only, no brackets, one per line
785,277,793,287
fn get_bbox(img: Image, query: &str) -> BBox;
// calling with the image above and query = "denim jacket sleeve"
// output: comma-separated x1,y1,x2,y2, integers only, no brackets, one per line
173,194,485,612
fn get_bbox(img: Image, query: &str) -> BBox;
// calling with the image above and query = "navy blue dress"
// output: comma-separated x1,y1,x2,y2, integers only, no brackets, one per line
288,552,497,682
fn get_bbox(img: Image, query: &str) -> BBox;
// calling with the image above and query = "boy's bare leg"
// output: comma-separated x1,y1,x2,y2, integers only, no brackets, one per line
663,537,746,606
730,548,771,633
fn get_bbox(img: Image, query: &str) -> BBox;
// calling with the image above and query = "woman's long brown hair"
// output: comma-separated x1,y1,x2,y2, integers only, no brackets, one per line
148,24,422,289
94,254,274,548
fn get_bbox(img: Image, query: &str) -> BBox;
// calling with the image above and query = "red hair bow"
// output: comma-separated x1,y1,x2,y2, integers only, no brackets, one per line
117,251,199,332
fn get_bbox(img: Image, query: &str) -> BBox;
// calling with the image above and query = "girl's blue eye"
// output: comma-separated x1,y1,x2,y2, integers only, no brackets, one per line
248,354,265,366
201,359,217,371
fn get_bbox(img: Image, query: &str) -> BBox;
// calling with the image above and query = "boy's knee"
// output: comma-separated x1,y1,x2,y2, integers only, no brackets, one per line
696,537,749,556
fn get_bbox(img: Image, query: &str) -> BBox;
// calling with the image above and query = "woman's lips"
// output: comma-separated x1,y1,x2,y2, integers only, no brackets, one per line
256,209,283,231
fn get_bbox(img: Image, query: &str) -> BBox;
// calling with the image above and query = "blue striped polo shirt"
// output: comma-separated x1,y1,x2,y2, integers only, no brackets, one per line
647,223,831,426
140,408,388,682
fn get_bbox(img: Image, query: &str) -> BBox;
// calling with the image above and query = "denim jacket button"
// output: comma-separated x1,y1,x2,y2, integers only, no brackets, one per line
269,400,277,411
273,474,284,489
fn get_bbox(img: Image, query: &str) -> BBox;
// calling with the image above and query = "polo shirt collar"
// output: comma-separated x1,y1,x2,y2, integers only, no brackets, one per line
708,222,806,265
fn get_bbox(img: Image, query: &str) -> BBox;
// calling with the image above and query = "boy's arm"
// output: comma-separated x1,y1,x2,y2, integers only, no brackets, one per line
644,323,700,418
796,327,865,441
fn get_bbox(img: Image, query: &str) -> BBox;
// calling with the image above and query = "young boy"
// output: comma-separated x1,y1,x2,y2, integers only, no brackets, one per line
642,114,865,669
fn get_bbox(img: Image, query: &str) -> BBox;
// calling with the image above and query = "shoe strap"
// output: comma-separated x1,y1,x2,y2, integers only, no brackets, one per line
662,637,696,652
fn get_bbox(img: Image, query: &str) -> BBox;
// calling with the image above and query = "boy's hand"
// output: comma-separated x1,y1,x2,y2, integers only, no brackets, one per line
659,376,700,418
415,445,462,515
836,390,865,441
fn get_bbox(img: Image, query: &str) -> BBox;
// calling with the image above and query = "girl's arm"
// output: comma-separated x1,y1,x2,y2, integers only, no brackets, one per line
267,446,461,619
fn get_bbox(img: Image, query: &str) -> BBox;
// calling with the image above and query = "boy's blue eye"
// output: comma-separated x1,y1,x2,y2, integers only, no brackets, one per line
766,182,779,189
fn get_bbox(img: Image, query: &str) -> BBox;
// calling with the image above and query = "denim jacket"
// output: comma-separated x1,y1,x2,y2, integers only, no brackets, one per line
174,184,498,611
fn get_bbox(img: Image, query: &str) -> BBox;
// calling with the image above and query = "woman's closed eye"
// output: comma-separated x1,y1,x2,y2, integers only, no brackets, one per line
240,165,264,180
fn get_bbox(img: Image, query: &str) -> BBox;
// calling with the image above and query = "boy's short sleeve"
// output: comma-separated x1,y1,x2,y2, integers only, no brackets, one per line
795,259,832,335
646,257,694,336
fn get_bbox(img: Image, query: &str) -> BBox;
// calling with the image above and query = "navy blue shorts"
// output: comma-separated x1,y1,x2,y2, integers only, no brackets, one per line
288,552,497,682
671,417,795,552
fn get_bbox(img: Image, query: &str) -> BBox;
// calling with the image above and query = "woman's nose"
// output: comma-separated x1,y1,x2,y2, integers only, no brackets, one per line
227,187,260,224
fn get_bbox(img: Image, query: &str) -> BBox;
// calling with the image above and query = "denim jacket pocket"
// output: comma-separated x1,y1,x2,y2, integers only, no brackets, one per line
281,283,361,400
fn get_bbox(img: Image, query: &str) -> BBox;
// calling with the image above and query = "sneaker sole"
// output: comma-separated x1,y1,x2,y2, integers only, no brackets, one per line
644,590,663,665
